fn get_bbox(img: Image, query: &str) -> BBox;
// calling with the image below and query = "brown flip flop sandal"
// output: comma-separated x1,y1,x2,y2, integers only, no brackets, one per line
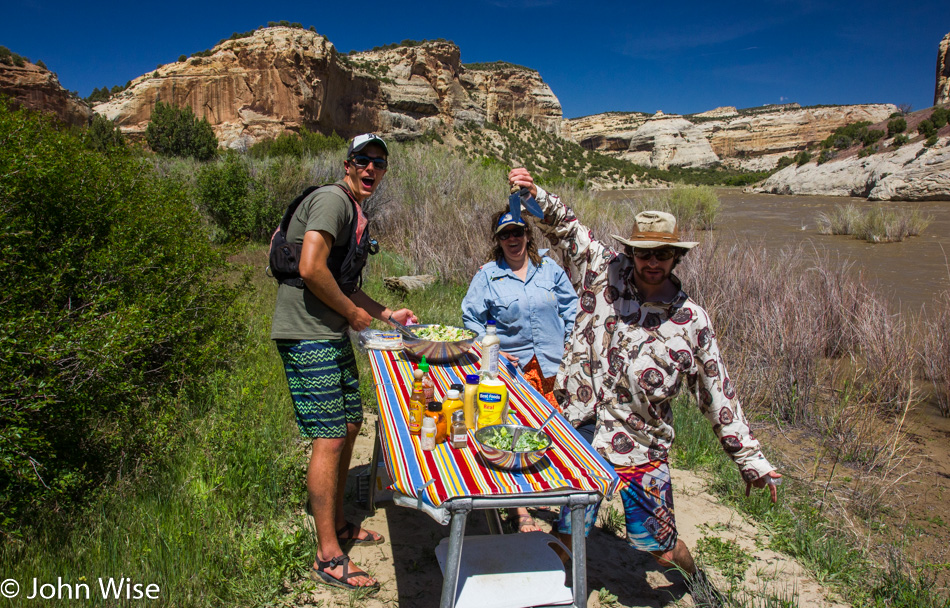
310,555,380,591
336,521,385,546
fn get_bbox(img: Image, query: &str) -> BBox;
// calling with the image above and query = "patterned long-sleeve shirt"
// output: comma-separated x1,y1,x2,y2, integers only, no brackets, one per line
533,187,774,480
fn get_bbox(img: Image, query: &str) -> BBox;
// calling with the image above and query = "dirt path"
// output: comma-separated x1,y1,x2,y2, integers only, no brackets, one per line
277,415,847,608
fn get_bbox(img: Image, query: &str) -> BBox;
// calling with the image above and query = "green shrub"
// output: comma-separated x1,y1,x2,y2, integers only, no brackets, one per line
145,101,218,161
821,121,871,150
925,135,938,147
892,134,909,147
776,156,794,169
84,114,126,153
887,117,906,136
248,128,345,159
794,150,812,166
0,100,239,531
817,149,836,164
918,119,937,138
196,153,270,241
931,107,949,129
862,129,885,146
858,145,877,158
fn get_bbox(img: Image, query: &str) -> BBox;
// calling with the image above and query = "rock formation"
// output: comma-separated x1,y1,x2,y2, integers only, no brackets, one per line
564,103,897,170
94,27,561,149
0,59,92,127
622,114,719,168
937,32,950,106
753,137,950,201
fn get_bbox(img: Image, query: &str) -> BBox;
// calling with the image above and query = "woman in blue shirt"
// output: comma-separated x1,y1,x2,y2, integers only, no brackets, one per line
462,209,578,532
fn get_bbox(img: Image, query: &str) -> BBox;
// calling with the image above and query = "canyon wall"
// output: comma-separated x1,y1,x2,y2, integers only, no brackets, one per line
0,60,92,127
94,28,561,149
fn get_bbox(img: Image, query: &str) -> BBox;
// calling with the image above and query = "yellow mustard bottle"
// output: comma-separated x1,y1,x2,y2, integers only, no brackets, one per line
476,376,508,429
442,388,464,422
462,374,479,431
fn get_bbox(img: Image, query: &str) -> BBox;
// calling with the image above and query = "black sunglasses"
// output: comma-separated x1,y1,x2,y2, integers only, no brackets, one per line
632,248,677,261
349,155,389,170
497,227,526,240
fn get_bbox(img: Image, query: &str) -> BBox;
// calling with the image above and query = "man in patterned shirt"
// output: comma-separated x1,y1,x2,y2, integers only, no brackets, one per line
507,168,782,588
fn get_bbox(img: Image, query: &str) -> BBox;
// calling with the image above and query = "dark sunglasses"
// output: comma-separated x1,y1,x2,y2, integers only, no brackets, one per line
497,227,526,240
349,155,388,170
632,248,677,261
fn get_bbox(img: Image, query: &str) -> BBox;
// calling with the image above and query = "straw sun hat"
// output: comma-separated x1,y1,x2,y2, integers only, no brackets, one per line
612,210,698,250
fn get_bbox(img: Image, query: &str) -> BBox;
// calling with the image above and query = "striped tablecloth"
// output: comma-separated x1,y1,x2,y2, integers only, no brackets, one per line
368,346,619,512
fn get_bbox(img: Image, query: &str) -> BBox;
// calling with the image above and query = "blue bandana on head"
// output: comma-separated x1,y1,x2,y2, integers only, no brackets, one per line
495,212,526,234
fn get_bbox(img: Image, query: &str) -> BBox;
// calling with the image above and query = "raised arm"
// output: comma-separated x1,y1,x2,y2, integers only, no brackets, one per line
508,168,612,293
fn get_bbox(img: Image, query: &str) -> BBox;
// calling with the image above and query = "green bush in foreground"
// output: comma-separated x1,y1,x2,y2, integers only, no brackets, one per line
0,100,240,532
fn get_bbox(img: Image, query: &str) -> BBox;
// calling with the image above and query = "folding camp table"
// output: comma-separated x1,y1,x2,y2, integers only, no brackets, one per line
366,346,619,608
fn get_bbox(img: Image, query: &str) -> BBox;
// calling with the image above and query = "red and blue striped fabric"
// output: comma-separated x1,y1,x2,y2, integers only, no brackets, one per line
369,346,619,510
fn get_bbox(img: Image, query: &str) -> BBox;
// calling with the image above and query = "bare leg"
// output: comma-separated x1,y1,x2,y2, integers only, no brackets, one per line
514,507,541,532
650,539,696,575
308,435,376,586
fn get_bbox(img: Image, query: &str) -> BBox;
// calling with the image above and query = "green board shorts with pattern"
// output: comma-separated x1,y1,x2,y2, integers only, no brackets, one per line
275,338,362,438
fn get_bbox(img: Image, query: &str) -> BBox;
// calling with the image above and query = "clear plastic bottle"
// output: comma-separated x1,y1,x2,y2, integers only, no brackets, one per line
408,379,425,435
420,417,437,451
450,410,468,449
480,320,501,379
418,356,435,403
462,374,479,431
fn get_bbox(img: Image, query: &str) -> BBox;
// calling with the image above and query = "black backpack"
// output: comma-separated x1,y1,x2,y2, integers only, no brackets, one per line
267,184,378,295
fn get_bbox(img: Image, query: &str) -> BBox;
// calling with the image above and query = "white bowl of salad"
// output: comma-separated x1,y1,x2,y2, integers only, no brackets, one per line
402,324,476,363
473,424,553,470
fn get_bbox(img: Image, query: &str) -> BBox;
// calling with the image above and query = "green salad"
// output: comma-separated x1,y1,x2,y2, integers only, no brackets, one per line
481,426,549,452
412,325,474,342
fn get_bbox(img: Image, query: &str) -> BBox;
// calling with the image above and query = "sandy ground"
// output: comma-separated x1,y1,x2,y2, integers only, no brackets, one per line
276,414,848,608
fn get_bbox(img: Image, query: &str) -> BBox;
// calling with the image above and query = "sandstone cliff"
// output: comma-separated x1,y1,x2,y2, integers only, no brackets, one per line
564,103,897,171
94,27,561,149
0,59,92,127
936,32,950,106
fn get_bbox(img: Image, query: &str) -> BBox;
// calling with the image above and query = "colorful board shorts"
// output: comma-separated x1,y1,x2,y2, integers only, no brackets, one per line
275,338,362,439
556,459,677,553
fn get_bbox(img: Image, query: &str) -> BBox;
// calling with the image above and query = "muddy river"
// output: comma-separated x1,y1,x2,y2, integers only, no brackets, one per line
598,189,950,313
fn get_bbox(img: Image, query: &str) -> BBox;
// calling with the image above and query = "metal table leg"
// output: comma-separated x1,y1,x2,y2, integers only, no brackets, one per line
366,421,381,514
484,508,504,535
570,496,589,608
439,498,472,608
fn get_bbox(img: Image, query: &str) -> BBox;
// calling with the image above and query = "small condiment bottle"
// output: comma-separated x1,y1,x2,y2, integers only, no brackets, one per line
425,401,447,443
450,410,468,449
463,374,479,430
442,388,464,422
407,379,426,435
418,356,435,403
420,417,437,451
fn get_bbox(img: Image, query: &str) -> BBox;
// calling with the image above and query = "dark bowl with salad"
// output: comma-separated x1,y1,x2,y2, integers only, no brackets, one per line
473,424,552,470
402,324,475,363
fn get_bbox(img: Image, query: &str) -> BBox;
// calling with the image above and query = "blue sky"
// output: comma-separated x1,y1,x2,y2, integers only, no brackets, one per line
3,0,948,118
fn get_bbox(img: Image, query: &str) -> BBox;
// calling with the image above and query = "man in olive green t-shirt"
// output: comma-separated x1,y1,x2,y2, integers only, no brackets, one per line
272,134,415,591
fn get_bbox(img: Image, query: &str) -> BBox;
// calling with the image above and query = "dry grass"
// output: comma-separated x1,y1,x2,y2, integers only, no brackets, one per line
920,291,950,417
